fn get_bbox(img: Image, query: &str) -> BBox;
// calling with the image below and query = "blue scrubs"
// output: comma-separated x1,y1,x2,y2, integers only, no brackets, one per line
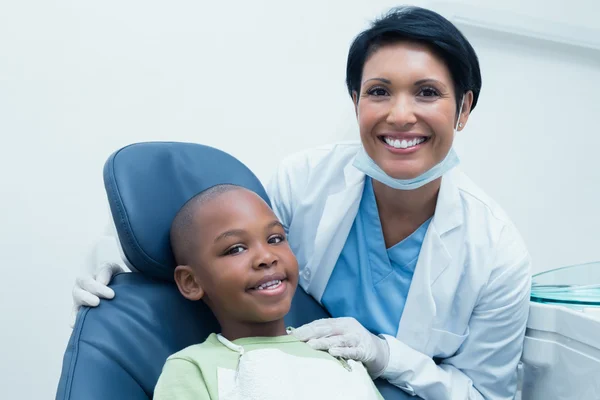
321,177,431,337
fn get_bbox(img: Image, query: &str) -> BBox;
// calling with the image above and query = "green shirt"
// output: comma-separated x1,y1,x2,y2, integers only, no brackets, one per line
153,333,383,399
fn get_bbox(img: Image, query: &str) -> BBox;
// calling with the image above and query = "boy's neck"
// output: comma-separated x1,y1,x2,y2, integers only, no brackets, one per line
219,318,287,341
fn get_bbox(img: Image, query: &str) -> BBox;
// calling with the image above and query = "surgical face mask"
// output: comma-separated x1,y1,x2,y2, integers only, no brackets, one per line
352,95,464,191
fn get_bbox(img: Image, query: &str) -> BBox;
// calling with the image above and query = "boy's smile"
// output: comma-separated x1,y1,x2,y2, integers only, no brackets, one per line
247,271,289,295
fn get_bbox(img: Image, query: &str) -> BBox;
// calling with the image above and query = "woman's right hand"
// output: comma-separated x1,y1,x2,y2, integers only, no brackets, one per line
70,235,127,327
72,262,122,308
70,263,123,328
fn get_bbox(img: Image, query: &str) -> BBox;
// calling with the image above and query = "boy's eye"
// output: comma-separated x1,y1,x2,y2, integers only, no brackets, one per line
225,245,245,255
268,234,285,244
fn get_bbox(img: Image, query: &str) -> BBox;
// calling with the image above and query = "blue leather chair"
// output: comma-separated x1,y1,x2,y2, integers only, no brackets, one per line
55,142,414,399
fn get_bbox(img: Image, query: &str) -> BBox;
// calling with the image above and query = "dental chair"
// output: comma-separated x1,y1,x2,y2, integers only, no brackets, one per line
55,142,414,400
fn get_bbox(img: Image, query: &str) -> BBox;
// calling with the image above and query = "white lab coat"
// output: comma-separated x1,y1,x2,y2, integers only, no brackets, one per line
267,142,532,400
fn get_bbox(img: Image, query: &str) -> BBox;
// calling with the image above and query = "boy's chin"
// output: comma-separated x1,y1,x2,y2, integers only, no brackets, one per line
253,304,292,323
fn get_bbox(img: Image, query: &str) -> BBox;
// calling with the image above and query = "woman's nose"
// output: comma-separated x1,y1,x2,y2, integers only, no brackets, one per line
386,95,418,127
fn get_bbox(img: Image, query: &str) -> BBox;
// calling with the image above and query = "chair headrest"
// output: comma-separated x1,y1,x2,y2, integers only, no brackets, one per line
103,142,270,281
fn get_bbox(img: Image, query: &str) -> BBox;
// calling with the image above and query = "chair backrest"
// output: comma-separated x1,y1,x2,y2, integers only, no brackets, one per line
55,142,414,400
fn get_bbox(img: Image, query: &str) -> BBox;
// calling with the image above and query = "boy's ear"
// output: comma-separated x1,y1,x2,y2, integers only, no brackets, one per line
174,265,204,301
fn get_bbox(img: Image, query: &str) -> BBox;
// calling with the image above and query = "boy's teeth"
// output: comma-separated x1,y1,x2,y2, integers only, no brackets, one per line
255,280,282,290
384,136,425,149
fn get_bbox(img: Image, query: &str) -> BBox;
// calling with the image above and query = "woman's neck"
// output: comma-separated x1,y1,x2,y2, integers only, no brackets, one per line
372,177,441,247
219,318,287,341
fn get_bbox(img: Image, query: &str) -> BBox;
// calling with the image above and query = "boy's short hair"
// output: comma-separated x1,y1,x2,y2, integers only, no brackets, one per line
170,184,243,265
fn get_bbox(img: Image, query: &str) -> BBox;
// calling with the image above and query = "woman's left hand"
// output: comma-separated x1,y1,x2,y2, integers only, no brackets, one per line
292,317,390,378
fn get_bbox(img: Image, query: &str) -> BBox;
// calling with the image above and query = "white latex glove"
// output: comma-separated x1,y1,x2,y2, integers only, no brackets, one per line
292,317,390,378
70,234,127,327
70,262,124,327
72,262,122,306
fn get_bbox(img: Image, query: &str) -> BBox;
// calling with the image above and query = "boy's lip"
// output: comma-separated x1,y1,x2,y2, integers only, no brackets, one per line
247,272,287,290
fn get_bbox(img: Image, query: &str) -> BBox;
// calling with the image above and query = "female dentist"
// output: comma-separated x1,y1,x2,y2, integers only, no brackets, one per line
72,6,531,400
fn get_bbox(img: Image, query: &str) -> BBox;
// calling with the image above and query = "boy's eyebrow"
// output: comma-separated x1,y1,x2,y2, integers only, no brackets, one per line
213,220,285,243
214,229,245,243
267,220,285,230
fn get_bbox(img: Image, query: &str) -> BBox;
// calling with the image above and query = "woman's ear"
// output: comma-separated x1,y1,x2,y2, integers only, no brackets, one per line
352,91,359,118
456,91,474,131
174,265,204,301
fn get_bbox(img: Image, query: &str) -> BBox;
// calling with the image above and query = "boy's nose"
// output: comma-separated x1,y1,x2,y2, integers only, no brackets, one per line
254,246,278,269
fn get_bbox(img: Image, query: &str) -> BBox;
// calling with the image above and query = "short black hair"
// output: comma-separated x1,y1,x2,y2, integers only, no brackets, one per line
346,5,482,114
170,184,243,266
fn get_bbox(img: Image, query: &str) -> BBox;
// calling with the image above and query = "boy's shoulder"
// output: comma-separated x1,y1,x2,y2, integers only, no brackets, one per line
166,333,224,365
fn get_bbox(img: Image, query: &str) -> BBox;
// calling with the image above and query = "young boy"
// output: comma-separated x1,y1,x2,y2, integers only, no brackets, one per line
153,184,383,400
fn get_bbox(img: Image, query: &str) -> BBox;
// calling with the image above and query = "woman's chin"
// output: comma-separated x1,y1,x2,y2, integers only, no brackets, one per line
374,157,436,180
379,165,426,181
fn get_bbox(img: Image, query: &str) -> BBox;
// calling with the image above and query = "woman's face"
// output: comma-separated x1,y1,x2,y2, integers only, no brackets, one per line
354,41,472,180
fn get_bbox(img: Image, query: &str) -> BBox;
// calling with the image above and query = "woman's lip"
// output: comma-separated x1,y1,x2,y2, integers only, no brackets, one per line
379,136,428,154
378,133,428,140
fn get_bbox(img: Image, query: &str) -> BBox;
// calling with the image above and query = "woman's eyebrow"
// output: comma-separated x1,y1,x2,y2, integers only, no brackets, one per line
414,78,448,88
362,77,392,85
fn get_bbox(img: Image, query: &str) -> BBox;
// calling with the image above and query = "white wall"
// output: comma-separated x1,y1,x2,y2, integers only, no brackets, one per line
0,0,598,398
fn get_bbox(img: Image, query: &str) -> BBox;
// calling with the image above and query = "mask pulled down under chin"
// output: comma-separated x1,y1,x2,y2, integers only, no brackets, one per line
352,145,460,190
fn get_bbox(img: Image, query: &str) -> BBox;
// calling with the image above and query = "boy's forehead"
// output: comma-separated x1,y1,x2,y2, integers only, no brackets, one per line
192,188,270,230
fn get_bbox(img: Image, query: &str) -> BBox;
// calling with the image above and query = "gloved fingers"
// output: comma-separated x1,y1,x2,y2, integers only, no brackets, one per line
72,286,101,307
76,275,115,300
292,317,352,341
307,334,359,351
328,346,362,361
292,320,332,341
95,263,123,286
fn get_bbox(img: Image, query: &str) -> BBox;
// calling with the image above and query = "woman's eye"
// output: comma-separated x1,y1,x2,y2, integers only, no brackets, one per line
367,87,389,97
419,87,440,97
225,245,245,255
268,235,285,244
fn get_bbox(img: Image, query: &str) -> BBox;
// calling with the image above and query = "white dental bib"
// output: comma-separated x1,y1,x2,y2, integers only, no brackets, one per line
216,334,380,400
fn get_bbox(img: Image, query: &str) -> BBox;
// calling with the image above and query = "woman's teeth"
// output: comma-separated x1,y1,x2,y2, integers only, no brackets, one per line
255,280,282,290
383,136,426,149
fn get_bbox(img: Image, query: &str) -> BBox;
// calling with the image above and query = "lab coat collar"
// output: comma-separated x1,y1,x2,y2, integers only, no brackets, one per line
396,170,463,352
344,154,365,187
307,158,365,298
432,170,463,236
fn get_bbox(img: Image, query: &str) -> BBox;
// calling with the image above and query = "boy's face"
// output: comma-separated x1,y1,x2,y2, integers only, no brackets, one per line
177,189,298,326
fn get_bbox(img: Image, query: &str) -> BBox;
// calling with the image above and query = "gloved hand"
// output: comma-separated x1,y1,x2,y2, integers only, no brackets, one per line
292,317,390,378
70,262,123,328
72,262,123,306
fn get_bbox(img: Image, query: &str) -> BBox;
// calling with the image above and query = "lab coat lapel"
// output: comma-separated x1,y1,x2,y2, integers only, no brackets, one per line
396,172,463,352
308,161,364,301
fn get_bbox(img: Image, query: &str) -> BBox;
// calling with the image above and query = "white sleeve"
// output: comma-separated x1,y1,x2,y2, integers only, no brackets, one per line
381,224,532,400
86,217,131,275
266,152,311,233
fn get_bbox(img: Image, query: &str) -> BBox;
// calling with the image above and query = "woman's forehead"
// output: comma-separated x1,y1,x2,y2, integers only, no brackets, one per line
362,41,452,83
